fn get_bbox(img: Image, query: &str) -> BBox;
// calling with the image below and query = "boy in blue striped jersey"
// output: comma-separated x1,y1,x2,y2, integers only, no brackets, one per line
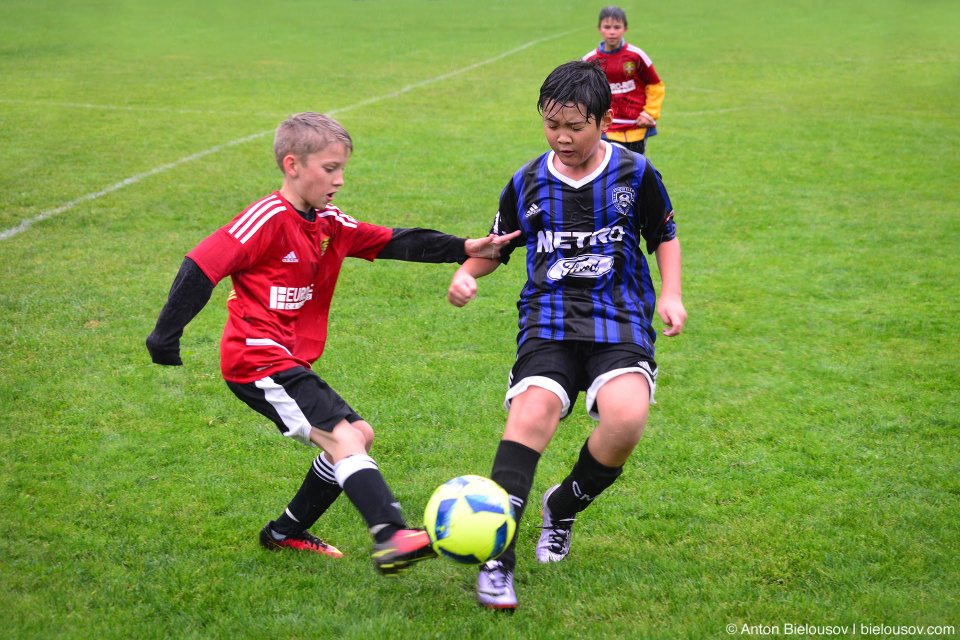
448,60,686,609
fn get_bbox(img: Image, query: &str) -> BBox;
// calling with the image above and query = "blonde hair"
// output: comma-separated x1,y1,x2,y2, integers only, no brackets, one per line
273,112,353,170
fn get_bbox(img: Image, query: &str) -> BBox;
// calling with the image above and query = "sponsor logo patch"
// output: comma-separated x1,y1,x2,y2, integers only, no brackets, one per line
269,285,314,310
536,226,625,252
546,254,615,280
609,79,637,94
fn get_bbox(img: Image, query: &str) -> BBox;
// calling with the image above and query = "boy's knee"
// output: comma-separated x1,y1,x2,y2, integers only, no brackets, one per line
504,387,563,450
603,403,648,431
595,373,650,425
316,420,371,459
590,416,646,466
351,420,375,452
595,394,648,451
517,388,563,422
600,407,647,444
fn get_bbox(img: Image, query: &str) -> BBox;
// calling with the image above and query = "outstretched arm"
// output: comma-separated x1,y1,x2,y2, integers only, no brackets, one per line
146,257,215,365
376,228,519,263
447,257,501,307
654,237,686,337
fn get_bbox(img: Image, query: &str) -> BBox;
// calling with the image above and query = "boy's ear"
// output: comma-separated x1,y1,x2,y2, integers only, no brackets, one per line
282,154,299,177
599,109,614,133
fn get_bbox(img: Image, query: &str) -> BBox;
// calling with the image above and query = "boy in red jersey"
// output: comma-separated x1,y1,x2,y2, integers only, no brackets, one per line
147,112,517,575
583,6,665,155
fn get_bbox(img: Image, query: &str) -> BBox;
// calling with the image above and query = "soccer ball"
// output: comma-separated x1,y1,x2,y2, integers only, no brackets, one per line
423,475,517,565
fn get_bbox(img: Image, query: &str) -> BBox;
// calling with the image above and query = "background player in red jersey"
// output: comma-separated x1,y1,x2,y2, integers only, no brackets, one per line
146,112,517,575
583,6,665,155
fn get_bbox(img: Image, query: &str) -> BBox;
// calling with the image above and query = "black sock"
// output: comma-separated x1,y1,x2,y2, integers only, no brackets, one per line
272,453,342,537
334,454,406,543
489,439,541,570
547,438,623,519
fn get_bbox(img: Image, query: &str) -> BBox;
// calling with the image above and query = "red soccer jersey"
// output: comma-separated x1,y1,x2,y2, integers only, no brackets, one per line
583,43,661,132
187,191,392,383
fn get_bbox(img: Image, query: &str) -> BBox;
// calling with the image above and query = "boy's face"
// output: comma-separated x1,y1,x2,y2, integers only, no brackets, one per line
282,142,350,211
598,18,626,50
543,101,612,176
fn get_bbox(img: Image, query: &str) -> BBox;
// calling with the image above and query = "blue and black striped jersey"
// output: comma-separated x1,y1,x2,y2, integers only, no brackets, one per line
493,142,676,355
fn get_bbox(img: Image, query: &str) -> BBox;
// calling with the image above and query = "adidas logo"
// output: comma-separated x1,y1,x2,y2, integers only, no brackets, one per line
282,251,298,263
525,203,543,219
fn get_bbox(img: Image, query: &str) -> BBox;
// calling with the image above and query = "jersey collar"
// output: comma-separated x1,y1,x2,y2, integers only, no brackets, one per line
274,190,320,227
599,39,625,54
546,141,613,190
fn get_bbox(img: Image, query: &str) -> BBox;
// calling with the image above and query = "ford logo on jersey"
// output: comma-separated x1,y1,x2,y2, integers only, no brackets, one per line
547,255,614,280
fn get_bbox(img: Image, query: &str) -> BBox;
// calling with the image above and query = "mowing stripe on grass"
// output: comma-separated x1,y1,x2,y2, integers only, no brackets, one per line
0,28,580,243
0,99,282,118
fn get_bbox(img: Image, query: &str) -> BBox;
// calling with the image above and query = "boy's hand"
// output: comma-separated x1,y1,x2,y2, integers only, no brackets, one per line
464,231,521,260
636,112,657,127
657,294,687,337
448,270,479,307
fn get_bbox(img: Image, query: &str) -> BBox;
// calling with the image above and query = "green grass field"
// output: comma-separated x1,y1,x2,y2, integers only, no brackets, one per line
1,0,958,638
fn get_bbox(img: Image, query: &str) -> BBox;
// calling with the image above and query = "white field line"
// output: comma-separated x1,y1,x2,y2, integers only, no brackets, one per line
0,28,580,242
0,132,269,242
0,80,718,116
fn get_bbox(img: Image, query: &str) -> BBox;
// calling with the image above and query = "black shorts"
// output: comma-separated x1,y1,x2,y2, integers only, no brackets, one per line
506,339,658,420
225,366,361,446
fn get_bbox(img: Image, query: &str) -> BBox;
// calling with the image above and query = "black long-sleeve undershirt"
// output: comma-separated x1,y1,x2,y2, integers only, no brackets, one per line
145,227,466,366
377,227,466,262
146,258,214,365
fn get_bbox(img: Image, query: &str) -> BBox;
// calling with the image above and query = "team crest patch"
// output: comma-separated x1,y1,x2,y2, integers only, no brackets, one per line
320,237,330,256
623,61,636,77
613,187,636,215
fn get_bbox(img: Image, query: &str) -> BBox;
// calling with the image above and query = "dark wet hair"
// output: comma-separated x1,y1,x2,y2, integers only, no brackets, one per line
537,60,612,126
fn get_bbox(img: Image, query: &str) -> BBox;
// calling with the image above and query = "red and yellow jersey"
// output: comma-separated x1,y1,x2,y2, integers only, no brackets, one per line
188,191,392,383
583,41,665,136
